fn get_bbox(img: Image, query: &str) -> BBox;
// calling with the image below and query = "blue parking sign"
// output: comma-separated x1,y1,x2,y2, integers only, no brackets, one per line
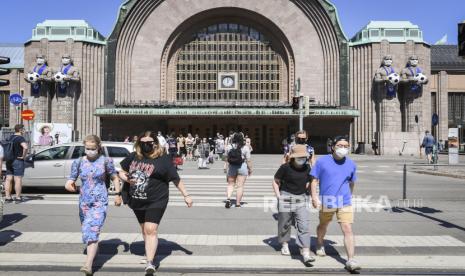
9,93,23,105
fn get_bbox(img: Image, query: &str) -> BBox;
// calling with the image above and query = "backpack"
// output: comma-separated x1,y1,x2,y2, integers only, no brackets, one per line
227,146,244,165
1,135,20,162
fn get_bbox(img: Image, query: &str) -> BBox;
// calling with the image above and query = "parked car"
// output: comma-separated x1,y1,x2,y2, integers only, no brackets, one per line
19,142,134,188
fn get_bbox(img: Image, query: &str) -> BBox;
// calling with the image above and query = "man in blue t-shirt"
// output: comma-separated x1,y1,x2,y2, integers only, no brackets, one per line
310,136,361,272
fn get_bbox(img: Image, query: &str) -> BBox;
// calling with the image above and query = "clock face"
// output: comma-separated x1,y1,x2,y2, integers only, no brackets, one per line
222,76,234,88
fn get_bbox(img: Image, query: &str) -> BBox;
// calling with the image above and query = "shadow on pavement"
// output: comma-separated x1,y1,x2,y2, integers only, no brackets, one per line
0,213,27,230
0,229,22,246
130,238,193,267
262,236,347,268
392,207,465,232
91,239,130,274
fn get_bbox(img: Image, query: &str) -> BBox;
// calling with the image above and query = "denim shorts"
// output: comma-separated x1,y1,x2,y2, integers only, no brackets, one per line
227,162,248,177
6,159,25,177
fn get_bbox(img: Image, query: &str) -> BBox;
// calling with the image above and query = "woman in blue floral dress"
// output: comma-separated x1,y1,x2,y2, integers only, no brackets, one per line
65,135,122,276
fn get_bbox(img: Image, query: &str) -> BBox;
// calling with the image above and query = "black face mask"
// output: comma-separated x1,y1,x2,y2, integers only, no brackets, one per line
140,142,154,154
296,138,307,144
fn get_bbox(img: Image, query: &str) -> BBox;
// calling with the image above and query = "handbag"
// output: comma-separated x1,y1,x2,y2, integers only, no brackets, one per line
173,155,184,166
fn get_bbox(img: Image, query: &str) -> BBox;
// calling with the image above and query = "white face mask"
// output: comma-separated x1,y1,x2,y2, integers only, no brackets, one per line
294,158,307,166
37,58,45,65
410,59,418,66
85,149,98,158
335,147,349,158
384,59,393,66
62,58,71,65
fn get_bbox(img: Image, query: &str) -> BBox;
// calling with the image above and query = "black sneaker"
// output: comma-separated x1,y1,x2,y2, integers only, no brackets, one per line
225,200,231,209
4,197,13,203
14,197,23,204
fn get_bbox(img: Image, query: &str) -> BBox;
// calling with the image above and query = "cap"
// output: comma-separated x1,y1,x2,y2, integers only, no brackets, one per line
289,144,309,158
332,135,349,146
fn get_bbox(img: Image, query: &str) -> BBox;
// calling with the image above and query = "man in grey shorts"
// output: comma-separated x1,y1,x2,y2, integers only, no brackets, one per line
224,132,252,208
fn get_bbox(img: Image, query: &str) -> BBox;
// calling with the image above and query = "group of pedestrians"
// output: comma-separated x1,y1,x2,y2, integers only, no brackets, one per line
65,131,193,275
274,131,361,272
1,125,360,274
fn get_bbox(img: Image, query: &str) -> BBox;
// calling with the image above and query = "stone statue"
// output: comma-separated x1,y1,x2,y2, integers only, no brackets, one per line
25,54,53,97
400,55,428,96
374,55,399,98
53,54,80,97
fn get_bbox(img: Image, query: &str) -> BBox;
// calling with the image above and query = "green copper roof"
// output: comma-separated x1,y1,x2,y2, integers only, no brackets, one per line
350,21,424,45
29,20,106,45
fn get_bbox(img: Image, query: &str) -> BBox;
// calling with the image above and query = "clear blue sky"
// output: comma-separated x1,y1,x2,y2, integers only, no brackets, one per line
0,0,463,44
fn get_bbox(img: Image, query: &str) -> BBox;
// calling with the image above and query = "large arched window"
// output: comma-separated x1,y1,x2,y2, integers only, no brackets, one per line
175,22,285,103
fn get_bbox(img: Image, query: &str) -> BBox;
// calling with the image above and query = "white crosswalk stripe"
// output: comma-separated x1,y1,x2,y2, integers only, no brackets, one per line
19,177,390,209
2,232,464,247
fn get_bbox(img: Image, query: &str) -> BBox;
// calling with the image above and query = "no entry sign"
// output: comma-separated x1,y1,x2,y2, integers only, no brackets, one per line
21,109,35,121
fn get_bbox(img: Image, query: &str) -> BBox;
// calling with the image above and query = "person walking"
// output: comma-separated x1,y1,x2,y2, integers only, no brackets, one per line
177,134,186,160
421,131,435,164
197,138,210,169
166,133,178,168
371,138,379,155
310,136,361,273
65,135,122,276
224,132,252,208
157,131,166,150
185,133,195,161
272,144,315,266
245,135,253,153
283,130,315,167
4,124,28,203
215,135,225,161
119,131,193,274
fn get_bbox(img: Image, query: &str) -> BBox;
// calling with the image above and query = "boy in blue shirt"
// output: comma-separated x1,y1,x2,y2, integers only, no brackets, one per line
310,136,361,272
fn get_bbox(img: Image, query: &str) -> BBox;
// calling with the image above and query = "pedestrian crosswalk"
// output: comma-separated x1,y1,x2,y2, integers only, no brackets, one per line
17,175,391,209
1,231,465,271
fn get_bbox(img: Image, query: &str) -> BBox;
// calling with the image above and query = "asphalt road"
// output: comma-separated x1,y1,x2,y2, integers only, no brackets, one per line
1,154,465,275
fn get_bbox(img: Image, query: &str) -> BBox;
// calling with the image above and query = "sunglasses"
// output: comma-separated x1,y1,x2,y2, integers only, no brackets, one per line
140,141,155,145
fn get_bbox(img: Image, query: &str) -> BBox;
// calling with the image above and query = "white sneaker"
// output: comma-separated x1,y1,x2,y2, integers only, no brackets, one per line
300,248,315,264
145,262,156,274
345,259,362,272
281,243,290,255
316,245,326,257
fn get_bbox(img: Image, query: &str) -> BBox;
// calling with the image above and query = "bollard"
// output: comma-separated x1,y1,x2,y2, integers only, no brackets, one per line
403,163,407,200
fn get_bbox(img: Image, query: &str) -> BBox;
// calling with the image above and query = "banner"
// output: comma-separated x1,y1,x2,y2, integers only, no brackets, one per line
448,128,459,164
33,123,73,146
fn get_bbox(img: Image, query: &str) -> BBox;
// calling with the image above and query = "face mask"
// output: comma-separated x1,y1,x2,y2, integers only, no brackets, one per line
85,149,98,158
62,58,70,65
37,58,45,65
140,142,154,153
335,147,349,158
410,60,418,66
294,158,307,166
296,138,306,144
384,60,392,66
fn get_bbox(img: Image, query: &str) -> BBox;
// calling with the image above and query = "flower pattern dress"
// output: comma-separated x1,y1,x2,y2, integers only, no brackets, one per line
68,155,117,244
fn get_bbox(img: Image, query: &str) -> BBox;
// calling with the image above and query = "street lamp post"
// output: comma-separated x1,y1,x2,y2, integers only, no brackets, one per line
294,78,303,131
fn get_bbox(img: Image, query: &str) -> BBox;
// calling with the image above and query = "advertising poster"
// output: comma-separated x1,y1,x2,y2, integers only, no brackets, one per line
33,123,73,146
448,128,459,164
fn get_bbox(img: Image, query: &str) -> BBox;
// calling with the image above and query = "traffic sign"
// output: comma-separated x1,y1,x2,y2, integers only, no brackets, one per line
9,93,23,105
21,109,35,121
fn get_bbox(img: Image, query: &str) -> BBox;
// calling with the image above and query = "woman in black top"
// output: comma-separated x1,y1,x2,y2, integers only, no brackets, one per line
272,144,315,266
119,131,193,274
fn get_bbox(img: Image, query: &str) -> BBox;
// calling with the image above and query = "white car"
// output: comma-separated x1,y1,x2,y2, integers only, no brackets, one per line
19,142,134,188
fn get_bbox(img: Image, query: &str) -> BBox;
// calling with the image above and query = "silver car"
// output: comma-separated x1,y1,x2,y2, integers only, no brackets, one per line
20,142,134,188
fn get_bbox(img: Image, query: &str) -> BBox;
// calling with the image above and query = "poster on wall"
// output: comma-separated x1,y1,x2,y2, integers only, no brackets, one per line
33,123,73,146
448,128,459,164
